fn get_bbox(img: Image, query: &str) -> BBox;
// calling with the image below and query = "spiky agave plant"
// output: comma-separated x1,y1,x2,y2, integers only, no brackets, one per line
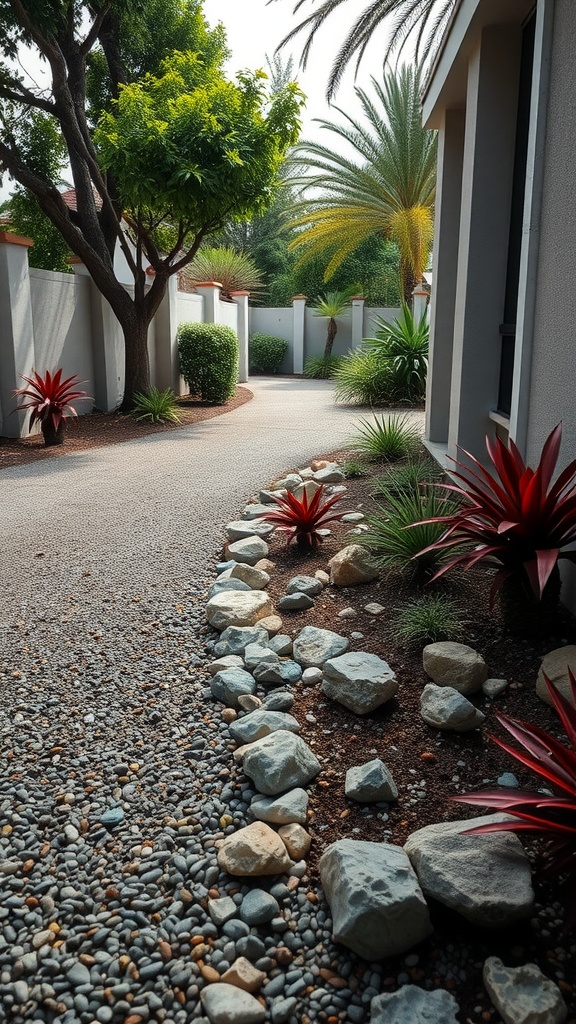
181,246,266,300
454,672,576,929
258,484,349,549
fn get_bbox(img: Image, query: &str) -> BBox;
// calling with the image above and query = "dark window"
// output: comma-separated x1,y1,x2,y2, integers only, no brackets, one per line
497,10,536,416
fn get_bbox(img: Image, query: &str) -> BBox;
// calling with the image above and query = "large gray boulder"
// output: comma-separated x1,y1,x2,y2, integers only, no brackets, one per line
250,788,309,825
318,840,432,960
206,590,273,631
208,578,252,600
328,544,379,586
322,652,398,714
483,957,568,1024
200,982,266,1024
227,536,269,566
345,758,398,802
243,731,321,796
370,987,460,1024
292,625,349,668
423,641,487,695
211,668,257,709
229,710,301,745
536,645,576,706
231,563,271,589
420,682,485,731
404,815,534,927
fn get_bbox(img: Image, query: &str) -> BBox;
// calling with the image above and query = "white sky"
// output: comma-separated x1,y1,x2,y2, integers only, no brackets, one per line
0,0,393,201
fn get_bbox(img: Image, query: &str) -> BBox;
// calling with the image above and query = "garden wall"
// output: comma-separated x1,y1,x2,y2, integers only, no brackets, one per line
249,302,402,371
0,232,248,439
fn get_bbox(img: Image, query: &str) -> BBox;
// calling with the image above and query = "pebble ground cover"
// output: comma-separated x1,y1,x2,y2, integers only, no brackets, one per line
1,443,575,1024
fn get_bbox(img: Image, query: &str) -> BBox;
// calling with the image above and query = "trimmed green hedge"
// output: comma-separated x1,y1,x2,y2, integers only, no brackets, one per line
178,323,238,404
249,333,288,374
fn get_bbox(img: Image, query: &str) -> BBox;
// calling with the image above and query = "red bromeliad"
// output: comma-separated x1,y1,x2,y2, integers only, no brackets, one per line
259,484,349,549
416,423,576,605
454,673,576,926
13,369,90,446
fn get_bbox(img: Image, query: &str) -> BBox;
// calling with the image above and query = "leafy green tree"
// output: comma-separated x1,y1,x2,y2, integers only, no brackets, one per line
273,0,456,99
2,113,71,272
0,2,303,405
287,66,436,302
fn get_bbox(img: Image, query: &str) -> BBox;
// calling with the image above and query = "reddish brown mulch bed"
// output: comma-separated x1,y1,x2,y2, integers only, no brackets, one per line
250,450,576,1023
0,386,253,470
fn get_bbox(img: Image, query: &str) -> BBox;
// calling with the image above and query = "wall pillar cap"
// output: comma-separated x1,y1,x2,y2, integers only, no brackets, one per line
230,289,250,296
291,293,307,301
350,294,366,301
67,256,84,265
193,280,223,288
0,230,33,247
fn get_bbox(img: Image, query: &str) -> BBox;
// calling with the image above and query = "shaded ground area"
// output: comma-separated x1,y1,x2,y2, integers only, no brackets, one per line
0,387,253,471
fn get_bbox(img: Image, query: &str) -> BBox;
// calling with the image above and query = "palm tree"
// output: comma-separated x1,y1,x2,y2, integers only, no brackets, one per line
286,66,436,303
272,0,456,100
313,288,355,358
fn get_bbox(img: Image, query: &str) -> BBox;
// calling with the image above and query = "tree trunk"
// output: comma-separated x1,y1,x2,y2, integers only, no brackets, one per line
401,261,417,305
121,317,152,409
324,318,338,359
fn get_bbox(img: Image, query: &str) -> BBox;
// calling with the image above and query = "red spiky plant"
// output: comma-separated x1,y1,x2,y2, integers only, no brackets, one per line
454,672,576,928
416,423,576,605
13,369,90,446
259,484,349,549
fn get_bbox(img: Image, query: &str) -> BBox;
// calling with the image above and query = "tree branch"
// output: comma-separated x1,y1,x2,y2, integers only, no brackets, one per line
80,2,112,56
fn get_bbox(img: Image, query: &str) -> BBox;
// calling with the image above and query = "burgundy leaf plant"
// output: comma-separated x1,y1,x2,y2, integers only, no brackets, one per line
258,484,349,549
453,672,576,926
13,369,90,446
416,423,576,604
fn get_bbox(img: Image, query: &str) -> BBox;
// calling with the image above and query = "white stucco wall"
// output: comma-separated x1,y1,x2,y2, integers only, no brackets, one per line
29,270,95,417
218,299,238,331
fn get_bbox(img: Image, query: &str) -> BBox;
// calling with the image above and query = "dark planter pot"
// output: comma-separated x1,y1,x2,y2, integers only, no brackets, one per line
41,419,66,447
498,564,562,635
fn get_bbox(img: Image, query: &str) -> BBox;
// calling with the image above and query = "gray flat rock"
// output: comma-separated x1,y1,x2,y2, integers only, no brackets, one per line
211,668,257,708
214,625,269,656
227,536,269,566
370,986,460,1023
243,731,321,795
250,788,309,825
322,652,398,714
277,592,315,611
345,758,398,802
483,957,568,1024
226,520,275,542
404,815,534,927
286,575,323,596
319,839,432,960
420,682,485,731
293,625,349,668
229,710,301,744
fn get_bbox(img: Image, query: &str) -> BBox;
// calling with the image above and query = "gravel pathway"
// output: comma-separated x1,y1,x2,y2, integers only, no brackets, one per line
0,382,424,1024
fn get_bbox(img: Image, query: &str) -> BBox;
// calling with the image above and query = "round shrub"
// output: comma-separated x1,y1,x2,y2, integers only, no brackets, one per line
249,333,288,374
178,323,238,404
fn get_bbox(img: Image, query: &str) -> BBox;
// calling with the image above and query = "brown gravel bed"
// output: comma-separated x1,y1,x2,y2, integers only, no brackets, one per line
244,448,576,1023
0,386,253,470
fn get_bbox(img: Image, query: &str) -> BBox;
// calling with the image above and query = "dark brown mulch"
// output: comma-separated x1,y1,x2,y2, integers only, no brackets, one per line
0,386,253,471
251,450,576,1024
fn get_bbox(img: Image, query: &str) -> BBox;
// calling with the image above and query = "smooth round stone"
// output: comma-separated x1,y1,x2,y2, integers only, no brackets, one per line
239,889,280,925
277,593,315,611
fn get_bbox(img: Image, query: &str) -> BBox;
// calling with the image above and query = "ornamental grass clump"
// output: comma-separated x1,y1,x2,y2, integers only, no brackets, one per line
454,671,576,929
363,486,459,577
371,458,442,497
334,349,395,405
132,387,181,423
364,303,429,403
258,484,349,550
13,369,90,447
350,412,421,462
303,355,344,379
415,423,576,606
392,595,466,647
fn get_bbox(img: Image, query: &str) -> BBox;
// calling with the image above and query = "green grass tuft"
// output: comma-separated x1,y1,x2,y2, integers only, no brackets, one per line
362,485,459,577
350,412,421,462
392,595,466,647
132,387,181,423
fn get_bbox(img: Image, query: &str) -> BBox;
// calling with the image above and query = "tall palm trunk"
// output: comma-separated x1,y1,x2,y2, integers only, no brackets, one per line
324,317,338,358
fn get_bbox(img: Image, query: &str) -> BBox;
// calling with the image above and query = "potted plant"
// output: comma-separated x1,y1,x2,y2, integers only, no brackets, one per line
13,369,91,446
